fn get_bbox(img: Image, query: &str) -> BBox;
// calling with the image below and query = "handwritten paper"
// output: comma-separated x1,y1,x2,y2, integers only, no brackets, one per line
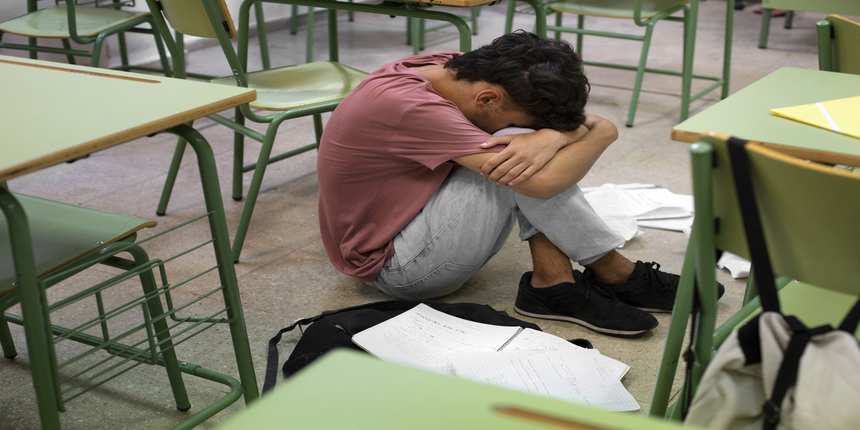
352,305,638,410
448,349,640,411
351,304,521,375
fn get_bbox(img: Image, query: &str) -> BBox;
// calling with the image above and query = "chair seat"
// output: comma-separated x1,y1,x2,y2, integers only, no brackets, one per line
734,281,860,340
0,193,155,295
549,0,689,19
210,61,368,111
0,5,151,39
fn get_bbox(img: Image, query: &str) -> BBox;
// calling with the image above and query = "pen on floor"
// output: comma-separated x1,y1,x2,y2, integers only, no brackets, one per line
494,406,613,430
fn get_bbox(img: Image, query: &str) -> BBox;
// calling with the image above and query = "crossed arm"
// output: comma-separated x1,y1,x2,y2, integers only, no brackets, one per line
453,114,619,199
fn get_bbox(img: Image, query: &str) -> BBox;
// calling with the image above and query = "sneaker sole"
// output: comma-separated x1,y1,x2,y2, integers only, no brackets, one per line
637,306,672,313
514,305,655,336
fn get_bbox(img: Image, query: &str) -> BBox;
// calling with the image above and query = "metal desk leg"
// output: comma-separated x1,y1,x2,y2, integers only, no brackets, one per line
680,0,697,122
518,0,547,37
504,0,547,38
243,0,475,53
723,0,735,99
165,124,261,405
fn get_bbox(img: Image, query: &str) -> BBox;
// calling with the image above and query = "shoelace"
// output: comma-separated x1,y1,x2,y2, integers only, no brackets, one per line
643,262,675,291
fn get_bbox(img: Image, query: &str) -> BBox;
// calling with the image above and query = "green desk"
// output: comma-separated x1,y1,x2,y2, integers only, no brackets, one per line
242,0,547,66
218,350,701,430
0,55,259,428
672,67,860,166
760,0,860,49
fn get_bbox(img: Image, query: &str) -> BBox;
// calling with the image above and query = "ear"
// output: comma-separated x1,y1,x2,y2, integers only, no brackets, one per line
474,87,503,109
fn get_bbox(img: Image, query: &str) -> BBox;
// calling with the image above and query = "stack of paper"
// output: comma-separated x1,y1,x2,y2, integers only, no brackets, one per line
352,304,639,411
582,184,694,240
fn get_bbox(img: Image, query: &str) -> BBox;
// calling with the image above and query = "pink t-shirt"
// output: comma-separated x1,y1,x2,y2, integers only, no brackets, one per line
317,53,498,281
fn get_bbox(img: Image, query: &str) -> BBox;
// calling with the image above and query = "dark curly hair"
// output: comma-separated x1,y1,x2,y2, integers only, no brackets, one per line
444,31,589,131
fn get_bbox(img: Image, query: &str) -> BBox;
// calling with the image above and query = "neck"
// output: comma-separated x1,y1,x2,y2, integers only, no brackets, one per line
410,64,472,108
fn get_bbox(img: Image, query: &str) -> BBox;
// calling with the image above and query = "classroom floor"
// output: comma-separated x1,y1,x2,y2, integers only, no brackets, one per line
1,2,828,429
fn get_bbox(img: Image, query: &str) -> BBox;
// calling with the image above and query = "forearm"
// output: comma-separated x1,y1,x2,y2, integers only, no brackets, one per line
510,118,618,199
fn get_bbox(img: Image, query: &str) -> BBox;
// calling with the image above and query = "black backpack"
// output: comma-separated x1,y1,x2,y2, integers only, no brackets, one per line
263,300,556,394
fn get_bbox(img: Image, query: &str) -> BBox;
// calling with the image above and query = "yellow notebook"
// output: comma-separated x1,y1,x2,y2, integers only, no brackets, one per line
770,96,860,139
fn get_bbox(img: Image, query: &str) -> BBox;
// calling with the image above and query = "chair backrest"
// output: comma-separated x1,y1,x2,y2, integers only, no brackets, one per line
155,0,236,39
143,0,248,84
693,132,860,295
816,15,860,74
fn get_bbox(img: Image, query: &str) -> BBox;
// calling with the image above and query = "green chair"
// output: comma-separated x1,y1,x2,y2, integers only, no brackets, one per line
816,14,860,74
758,8,795,49
541,0,696,127
143,0,367,263
0,191,256,429
258,4,480,64
504,0,550,34
407,7,481,56
649,132,860,420
0,0,169,74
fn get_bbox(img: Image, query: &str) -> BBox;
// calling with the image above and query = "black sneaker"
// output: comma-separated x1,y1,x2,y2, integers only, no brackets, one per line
583,261,725,313
514,271,658,335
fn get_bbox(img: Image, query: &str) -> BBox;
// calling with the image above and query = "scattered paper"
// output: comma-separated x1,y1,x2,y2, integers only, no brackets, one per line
449,349,640,411
352,304,638,410
582,184,694,240
717,251,751,279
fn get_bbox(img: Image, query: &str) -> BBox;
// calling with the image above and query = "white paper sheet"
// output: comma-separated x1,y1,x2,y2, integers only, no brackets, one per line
717,251,751,278
449,349,640,411
502,329,630,381
351,304,521,375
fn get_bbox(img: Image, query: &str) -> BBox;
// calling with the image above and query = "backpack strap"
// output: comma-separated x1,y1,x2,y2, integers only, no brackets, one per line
762,317,830,430
262,300,423,394
726,137,781,314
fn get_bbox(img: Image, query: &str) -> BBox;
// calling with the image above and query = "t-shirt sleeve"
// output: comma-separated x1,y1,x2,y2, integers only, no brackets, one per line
388,99,497,170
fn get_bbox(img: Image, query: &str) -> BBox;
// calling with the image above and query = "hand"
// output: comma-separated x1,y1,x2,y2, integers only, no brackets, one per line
479,127,588,186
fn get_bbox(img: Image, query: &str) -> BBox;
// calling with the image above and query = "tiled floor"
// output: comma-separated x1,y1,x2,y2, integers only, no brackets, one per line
1,2,828,428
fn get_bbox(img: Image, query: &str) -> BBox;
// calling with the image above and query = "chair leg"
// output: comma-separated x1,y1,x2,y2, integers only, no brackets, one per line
471,7,479,35
784,10,794,29
505,0,515,34
419,19,426,51
553,13,563,41
758,8,772,49
575,15,584,54
406,16,412,46
90,33,110,67
290,5,300,34
313,113,324,145
0,312,17,359
306,7,316,63
125,245,191,411
231,120,286,263
255,2,271,70
118,32,130,70
156,137,189,216
648,243,696,418
410,18,421,55
232,108,246,202
61,39,76,64
625,22,656,127
680,7,693,122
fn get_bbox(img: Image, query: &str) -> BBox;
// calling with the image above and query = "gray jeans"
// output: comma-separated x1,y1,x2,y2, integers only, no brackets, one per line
369,166,624,299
